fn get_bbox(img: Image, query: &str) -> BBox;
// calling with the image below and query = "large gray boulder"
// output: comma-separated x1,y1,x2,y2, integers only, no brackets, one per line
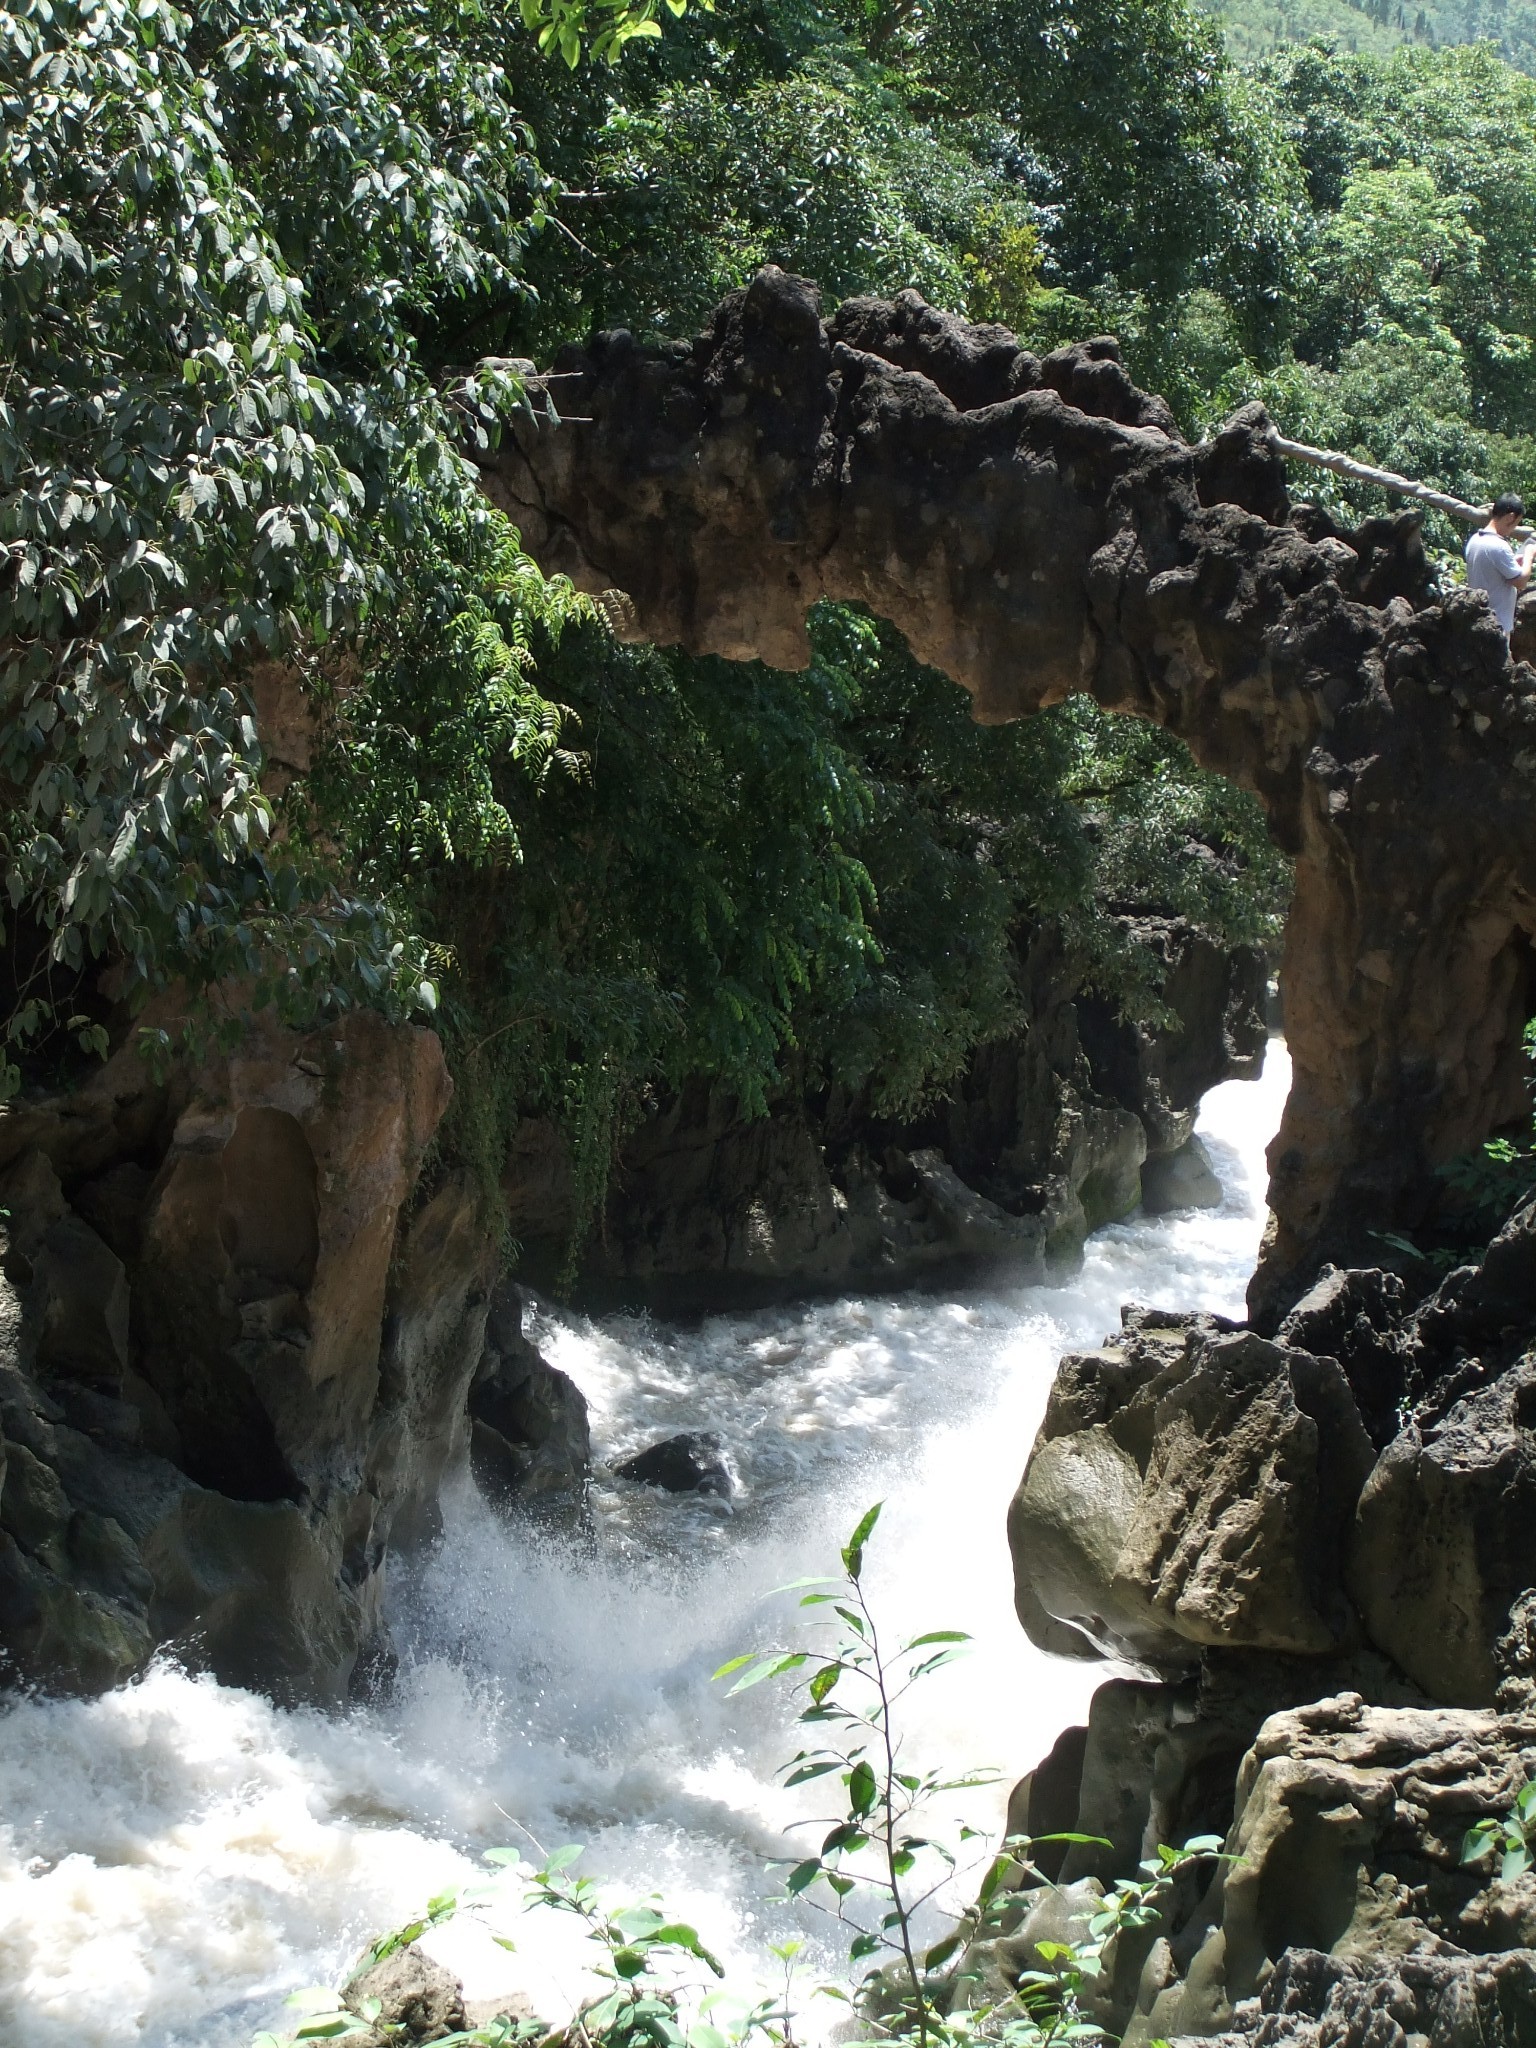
1008,1311,1375,1666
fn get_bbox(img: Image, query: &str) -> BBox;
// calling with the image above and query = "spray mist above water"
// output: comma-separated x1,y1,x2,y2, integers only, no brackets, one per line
0,1045,1291,2048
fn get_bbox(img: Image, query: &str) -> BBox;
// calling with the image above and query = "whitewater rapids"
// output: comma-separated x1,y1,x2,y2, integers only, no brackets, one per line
0,1044,1291,2048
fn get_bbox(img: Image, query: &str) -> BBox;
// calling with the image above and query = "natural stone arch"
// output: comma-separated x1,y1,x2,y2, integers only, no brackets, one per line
480,265,1536,1322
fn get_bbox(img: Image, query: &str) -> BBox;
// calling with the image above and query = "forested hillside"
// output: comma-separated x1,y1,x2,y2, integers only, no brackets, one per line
7,0,1536,1281
1208,0,1536,77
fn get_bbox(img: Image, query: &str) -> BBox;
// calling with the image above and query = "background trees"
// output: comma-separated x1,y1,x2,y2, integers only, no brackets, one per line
7,0,1532,1273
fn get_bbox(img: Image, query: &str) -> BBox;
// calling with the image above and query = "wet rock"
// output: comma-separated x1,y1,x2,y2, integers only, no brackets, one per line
345,1945,467,2043
470,1282,590,1508
615,1431,736,1498
1141,1136,1222,1214
1009,1315,1375,1665
1348,1357,1536,1705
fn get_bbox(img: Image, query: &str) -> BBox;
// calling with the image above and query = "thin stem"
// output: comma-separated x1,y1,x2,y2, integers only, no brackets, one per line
860,1578,929,2048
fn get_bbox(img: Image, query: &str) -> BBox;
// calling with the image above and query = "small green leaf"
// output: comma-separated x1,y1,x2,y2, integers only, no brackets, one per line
841,1503,882,1582
809,1663,842,1704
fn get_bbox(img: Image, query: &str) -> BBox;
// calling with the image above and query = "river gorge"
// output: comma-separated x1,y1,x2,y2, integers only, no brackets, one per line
0,1053,1289,2046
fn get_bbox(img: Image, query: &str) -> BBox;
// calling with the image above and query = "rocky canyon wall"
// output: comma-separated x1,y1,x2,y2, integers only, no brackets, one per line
0,907,1257,1696
482,266,1536,1322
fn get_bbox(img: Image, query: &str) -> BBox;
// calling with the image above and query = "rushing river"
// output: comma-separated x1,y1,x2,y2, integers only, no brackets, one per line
0,1043,1291,2048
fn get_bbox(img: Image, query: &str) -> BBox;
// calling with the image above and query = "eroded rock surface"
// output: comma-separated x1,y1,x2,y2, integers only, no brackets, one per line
1009,1308,1375,1666
0,1009,472,1700
1125,1694,1536,2044
486,268,1536,1315
1186,1946,1536,2048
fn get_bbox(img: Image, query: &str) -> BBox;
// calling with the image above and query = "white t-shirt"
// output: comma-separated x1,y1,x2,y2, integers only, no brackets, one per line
1466,526,1523,635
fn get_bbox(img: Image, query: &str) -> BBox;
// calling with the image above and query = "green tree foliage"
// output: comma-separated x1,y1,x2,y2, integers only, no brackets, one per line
0,0,703,1085
1208,0,1536,82
1090,42,1536,554
337,589,1284,1268
0,0,539,1077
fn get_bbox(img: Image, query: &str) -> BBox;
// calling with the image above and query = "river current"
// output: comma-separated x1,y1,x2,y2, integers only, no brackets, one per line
0,1043,1291,2048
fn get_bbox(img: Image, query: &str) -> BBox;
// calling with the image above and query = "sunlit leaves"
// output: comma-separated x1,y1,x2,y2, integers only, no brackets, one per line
0,0,555,1066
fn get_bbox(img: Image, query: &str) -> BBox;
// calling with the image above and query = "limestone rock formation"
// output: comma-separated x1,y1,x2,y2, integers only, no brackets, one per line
506,917,1263,1308
0,1007,485,1701
1122,1693,1536,2044
1008,1309,1375,1666
486,267,1536,1317
468,1281,591,1508
988,1690,1536,2046
1182,1946,1536,2048
1349,1358,1536,1707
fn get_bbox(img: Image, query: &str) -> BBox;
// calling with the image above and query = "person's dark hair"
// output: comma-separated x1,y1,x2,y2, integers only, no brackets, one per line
1493,492,1526,520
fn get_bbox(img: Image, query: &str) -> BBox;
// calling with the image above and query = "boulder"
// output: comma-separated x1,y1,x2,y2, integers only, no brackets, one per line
614,1431,736,1498
1009,1312,1376,1665
345,1946,467,2044
1348,1358,1536,1706
1141,1136,1223,1215
469,1282,590,1508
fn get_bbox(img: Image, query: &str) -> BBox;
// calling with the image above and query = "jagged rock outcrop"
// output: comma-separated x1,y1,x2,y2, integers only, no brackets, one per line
1125,1694,1536,2045
986,1692,1536,2046
1349,1358,1536,1709
1012,1199,1536,1710
0,1008,485,1701
484,268,1536,1318
1001,1185,1536,2041
1185,1946,1536,2048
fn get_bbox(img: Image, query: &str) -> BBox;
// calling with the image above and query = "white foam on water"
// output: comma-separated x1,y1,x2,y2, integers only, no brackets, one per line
0,1043,1290,2048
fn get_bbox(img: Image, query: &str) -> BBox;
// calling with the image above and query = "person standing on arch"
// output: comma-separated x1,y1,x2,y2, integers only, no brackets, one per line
1465,493,1536,636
